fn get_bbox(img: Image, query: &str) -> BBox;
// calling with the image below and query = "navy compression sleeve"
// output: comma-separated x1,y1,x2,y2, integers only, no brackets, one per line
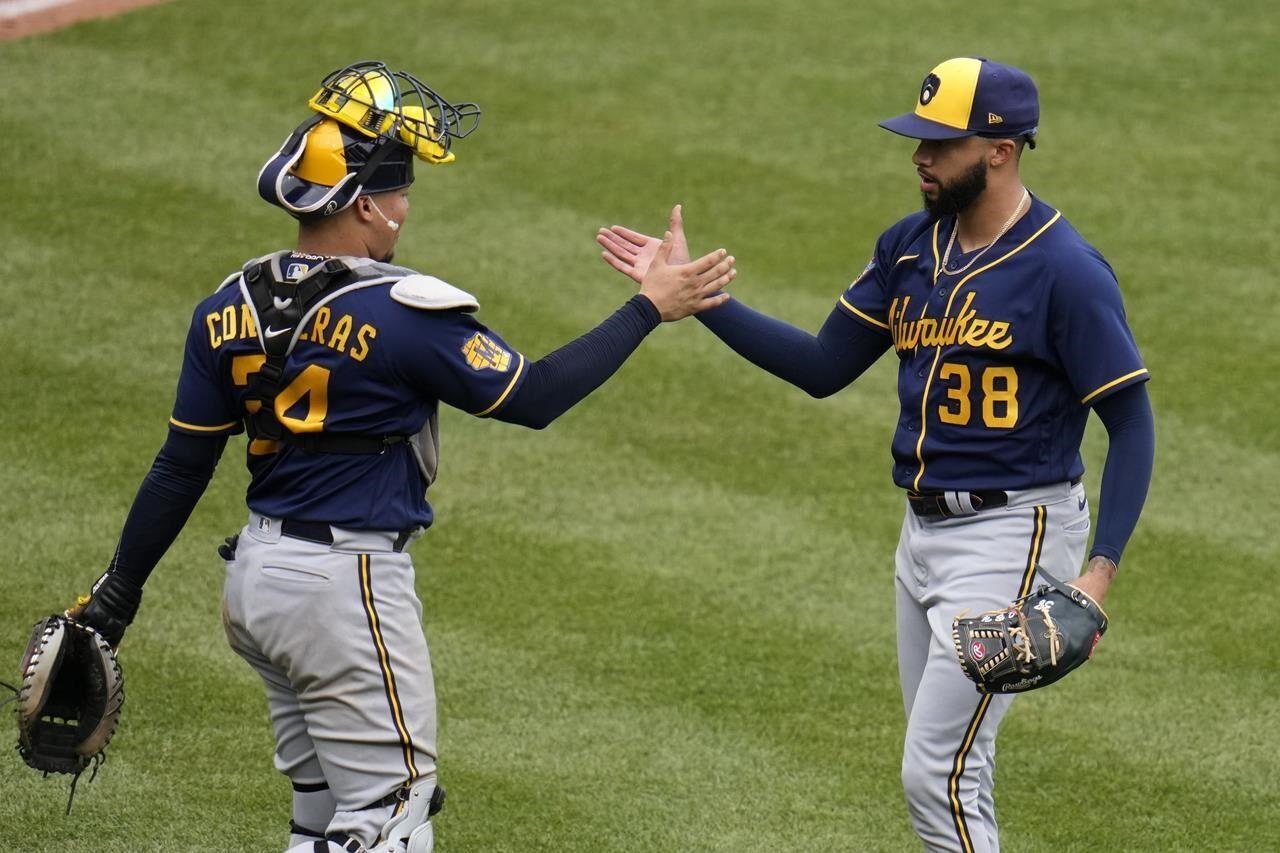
1088,382,1155,566
496,294,662,429
696,297,890,397
107,430,226,587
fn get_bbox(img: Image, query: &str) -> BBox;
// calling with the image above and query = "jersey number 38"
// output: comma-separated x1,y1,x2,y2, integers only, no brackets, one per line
937,362,1018,429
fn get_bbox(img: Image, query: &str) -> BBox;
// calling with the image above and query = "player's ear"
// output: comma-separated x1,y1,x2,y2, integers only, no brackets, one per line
354,196,375,223
989,138,1017,168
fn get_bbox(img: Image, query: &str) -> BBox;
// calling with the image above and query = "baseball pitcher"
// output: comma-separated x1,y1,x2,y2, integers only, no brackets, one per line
597,57,1156,853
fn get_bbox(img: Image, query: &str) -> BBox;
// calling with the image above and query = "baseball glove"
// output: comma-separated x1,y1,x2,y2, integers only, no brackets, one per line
13,615,124,784
952,568,1107,694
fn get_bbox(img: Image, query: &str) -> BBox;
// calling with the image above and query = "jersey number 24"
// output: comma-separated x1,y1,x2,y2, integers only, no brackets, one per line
233,354,330,454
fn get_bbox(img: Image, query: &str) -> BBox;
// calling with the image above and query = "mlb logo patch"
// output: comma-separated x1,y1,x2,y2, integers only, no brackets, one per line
286,263,308,281
850,255,876,286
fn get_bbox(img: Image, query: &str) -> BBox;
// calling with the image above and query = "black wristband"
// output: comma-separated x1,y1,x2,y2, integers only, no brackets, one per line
80,572,144,646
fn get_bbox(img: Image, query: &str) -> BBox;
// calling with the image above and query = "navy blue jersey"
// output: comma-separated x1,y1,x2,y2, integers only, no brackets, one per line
168,254,527,530
838,195,1148,491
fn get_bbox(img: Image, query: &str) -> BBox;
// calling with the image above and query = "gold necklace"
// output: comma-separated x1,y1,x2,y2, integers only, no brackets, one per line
940,188,1030,276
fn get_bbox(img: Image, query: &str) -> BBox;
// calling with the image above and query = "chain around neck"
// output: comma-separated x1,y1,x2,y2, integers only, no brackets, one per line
940,188,1031,277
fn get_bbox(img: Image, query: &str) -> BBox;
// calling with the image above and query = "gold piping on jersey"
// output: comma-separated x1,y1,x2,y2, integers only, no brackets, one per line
944,212,1063,317
359,553,419,781
474,352,527,417
838,296,891,331
1081,368,1149,405
168,417,239,433
911,222,946,487
840,254,893,330
896,253,921,266
911,211,1062,491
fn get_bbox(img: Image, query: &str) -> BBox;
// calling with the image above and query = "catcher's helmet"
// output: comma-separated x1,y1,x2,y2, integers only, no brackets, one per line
258,60,480,219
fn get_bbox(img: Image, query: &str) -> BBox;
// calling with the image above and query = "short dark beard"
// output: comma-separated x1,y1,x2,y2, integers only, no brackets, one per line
922,158,988,218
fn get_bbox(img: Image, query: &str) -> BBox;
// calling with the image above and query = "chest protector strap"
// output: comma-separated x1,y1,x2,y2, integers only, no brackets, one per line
240,257,408,454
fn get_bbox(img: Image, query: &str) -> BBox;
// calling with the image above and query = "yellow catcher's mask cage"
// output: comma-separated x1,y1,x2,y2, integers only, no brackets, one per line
308,60,480,165
258,60,481,219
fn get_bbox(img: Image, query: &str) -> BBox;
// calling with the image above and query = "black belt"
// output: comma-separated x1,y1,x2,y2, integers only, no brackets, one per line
907,489,1008,519
281,519,415,552
908,478,1082,520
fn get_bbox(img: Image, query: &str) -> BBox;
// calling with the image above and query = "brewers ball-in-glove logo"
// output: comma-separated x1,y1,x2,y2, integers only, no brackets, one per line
919,73,941,106
461,332,512,372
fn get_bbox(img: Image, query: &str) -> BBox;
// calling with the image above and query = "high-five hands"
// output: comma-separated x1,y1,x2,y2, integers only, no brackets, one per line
598,205,685,283
598,205,732,320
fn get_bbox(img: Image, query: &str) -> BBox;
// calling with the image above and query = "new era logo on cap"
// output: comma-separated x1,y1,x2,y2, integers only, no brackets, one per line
880,57,1039,146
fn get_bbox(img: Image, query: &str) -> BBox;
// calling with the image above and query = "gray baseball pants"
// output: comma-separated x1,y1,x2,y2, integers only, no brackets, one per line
222,513,437,848
895,480,1089,853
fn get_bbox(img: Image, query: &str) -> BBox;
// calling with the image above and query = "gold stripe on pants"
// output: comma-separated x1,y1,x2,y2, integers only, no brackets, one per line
359,552,419,781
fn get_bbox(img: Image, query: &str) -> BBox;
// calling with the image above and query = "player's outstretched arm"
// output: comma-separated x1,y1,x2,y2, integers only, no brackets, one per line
490,210,735,430
67,431,227,646
597,210,889,398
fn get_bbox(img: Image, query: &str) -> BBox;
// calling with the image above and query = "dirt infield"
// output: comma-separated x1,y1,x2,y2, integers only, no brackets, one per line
0,0,169,41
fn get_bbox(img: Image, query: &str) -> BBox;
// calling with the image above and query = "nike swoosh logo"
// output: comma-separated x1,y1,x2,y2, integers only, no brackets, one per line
273,296,294,309
264,326,292,338
1078,497,1087,511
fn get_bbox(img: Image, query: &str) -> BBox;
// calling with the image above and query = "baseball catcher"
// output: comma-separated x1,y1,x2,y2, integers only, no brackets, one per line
28,56,735,849
952,568,1108,694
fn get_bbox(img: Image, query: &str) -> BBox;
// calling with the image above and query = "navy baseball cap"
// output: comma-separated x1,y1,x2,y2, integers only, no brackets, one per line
880,57,1038,148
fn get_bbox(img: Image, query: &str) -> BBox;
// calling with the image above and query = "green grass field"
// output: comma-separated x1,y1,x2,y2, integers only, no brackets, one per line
2,0,1278,850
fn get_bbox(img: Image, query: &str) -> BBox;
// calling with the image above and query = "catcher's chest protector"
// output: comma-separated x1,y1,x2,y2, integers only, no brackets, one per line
239,257,354,443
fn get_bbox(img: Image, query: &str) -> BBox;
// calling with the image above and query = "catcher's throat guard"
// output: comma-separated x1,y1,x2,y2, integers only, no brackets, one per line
258,60,480,219
952,568,1108,694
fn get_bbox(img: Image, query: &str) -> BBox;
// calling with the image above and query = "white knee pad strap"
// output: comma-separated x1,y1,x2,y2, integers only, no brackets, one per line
284,842,361,853
370,780,444,853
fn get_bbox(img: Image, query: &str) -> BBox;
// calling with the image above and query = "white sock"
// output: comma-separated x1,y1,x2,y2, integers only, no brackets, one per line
289,782,336,847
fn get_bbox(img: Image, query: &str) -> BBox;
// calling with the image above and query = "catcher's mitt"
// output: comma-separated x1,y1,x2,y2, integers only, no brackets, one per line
952,568,1107,694
13,615,124,783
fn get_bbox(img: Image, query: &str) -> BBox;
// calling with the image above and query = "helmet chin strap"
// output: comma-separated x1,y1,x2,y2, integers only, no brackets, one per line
366,197,400,231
